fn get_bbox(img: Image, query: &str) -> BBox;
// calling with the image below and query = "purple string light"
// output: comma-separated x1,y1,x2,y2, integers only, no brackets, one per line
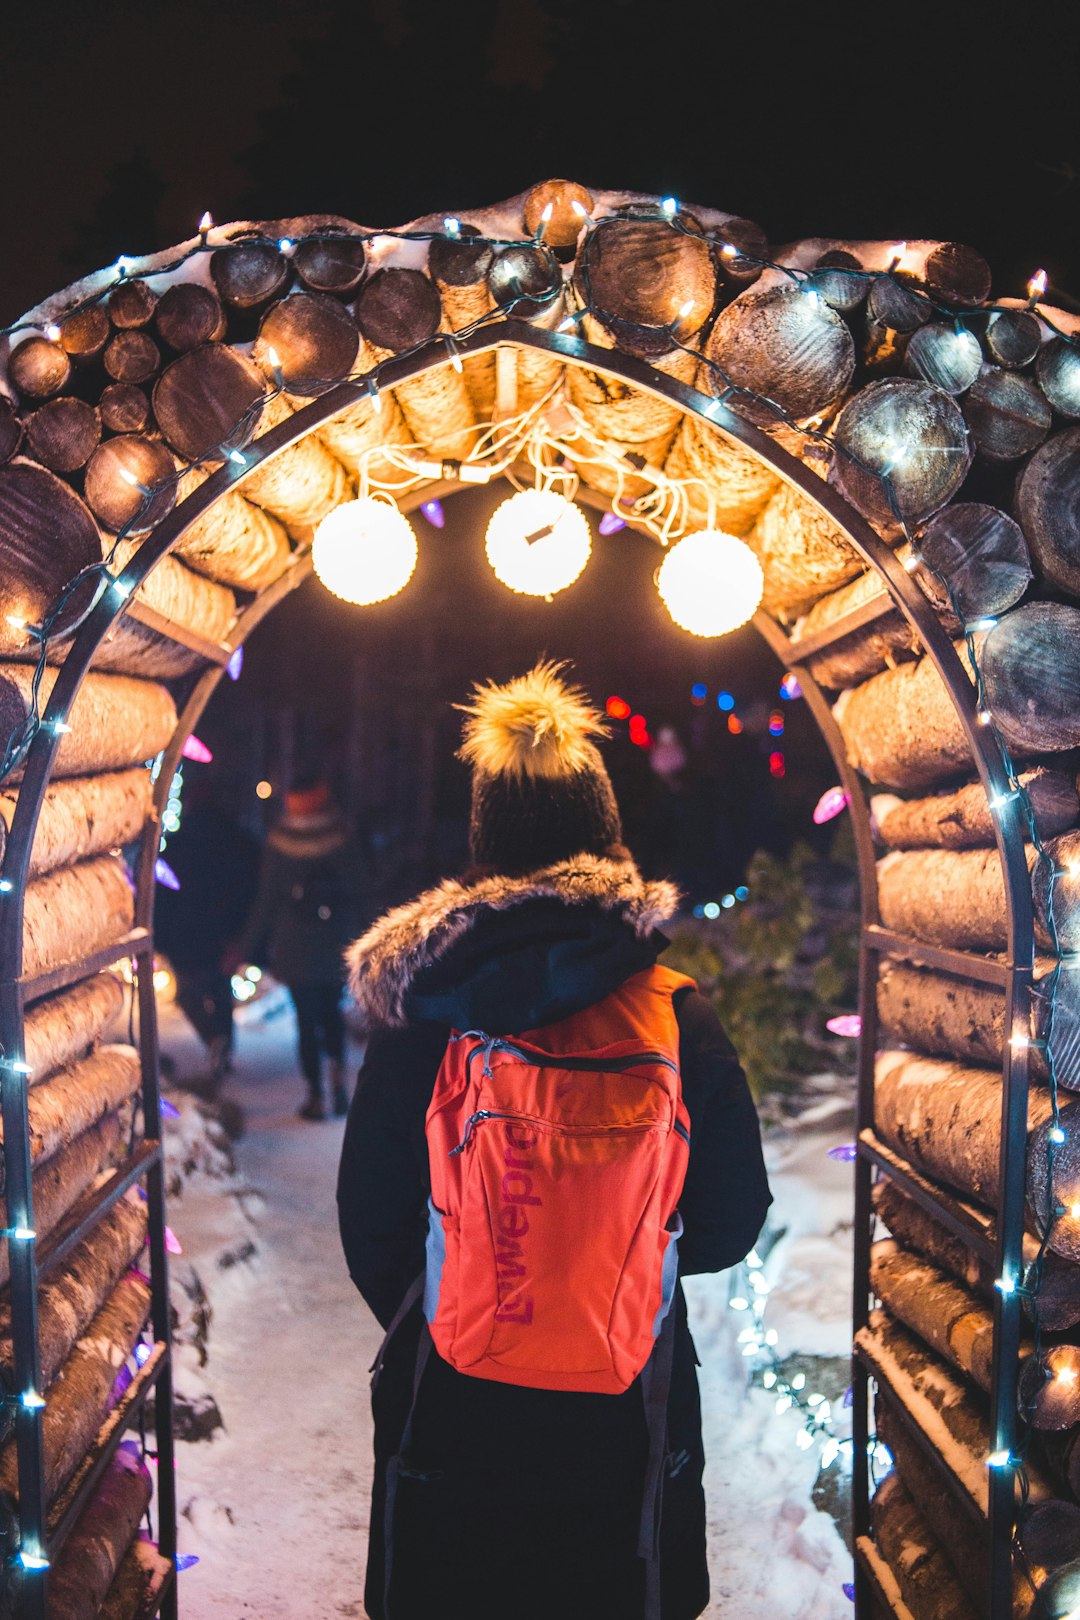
154,857,181,891
813,786,851,825
227,646,244,682
826,1013,861,1038
420,499,445,528
599,512,626,535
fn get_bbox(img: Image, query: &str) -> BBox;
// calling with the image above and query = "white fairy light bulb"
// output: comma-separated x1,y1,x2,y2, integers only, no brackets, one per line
656,530,764,638
484,489,591,599
312,497,418,606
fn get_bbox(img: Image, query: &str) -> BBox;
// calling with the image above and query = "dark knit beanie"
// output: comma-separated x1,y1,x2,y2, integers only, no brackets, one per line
458,662,623,875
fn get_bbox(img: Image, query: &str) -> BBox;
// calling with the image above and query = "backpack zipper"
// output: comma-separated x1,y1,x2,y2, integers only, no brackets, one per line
465,1035,678,1080
449,1107,664,1157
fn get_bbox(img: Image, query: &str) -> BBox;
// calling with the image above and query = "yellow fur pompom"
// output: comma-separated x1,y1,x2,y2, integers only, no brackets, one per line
457,660,609,779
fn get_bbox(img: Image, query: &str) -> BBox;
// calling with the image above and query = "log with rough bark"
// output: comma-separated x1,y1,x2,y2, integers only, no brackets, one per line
874,1400,1061,1618
0,1272,151,1507
808,248,867,314
0,1045,140,1186
985,310,1042,369
870,1470,979,1620
239,390,351,532
0,666,177,782
705,283,855,424
0,1112,127,1289
59,307,110,367
749,481,863,619
876,841,1043,951
792,553,957,690
569,336,697,457
253,292,360,397
108,280,158,330
876,951,1080,1087
0,767,152,879
429,226,498,420
916,501,1033,623
154,282,226,352
1037,341,1080,421
868,275,930,335
964,368,1051,462
25,399,101,474
22,856,135,983
354,268,479,459
661,413,779,538
874,1048,1080,1262
904,322,983,395
110,538,237,650
173,465,293,589
0,463,104,657
23,973,126,1083
1015,429,1080,597
870,1239,1078,1428
99,384,149,435
832,641,977,790
294,233,367,297
571,423,680,507
982,605,1080,756
856,1308,1056,1511
98,1535,173,1620
82,434,177,536
9,336,71,400
523,179,594,258
44,1442,152,1620
574,217,715,359
872,1177,1080,1332
153,344,266,462
923,243,992,307
831,378,972,530
103,331,160,388
211,240,289,311
0,1196,147,1392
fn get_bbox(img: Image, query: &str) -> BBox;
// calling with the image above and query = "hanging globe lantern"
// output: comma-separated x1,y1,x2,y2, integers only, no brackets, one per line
312,497,418,605
485,489,591,599
656,529,764,637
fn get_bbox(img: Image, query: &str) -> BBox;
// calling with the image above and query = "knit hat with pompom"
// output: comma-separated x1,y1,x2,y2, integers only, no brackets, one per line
458,661,623,874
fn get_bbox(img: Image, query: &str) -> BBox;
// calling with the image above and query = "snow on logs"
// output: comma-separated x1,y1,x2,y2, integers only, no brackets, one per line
873,1049,1080,1263
869,1472,979,1620
98,1536,174,1620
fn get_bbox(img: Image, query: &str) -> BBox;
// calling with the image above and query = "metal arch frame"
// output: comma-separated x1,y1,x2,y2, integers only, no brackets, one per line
0,318,1035,1618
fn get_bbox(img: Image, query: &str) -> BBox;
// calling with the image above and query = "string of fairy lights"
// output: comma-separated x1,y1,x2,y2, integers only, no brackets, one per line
0,201,1077,1587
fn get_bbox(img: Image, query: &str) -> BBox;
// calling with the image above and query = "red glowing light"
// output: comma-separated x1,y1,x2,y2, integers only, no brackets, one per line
727,714,743,735
769,751,786,778
606,696,631,720
629,713,647,733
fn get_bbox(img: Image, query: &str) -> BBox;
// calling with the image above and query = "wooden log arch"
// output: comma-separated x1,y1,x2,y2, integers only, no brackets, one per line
0,188,1076,1620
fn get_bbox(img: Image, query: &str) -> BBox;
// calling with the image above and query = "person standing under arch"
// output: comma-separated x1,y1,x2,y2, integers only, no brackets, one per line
338,662,771,1619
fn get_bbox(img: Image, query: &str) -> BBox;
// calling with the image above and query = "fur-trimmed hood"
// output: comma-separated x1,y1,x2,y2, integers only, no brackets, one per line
346,854,681,1032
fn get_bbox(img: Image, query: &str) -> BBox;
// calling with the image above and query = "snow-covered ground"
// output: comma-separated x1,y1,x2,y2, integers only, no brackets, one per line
160,993,855,1619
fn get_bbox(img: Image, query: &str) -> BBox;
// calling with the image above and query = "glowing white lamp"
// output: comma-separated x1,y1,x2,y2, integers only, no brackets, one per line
312,498,418,606
656,529,764,637
484,490,591,598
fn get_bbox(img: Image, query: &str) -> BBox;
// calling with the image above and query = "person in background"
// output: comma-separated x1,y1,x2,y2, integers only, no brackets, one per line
337,662,772,1620
238,777,357,1120
155,779,260,1087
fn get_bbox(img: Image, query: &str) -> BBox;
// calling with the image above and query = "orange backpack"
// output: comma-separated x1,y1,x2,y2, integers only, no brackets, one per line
421,964,694,1394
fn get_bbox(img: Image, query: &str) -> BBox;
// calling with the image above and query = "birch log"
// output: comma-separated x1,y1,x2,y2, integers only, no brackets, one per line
872,1177,1080,1332
0,666,175,782
870,1239,1077,1428
1015,429,1080,596
876,953,1080,1087
923,243,992,307
792,556,956,690
866,708,1068,830
873,1048,1080,1261
0,463,103,657
0,1112,128,1289
173,466,292,590
661,413,779,538
0,1196,147,1392
237,390,351,533
355,268,478,459
1036,342,1080,421
985,310,1042,370
22,857,135,983
904,324,983,395
0,1045,141,1186
111,541,237,646
964,369,1051,462
832,643,976,790
981,605,1080,755
749,482,862,618
870,1471,979,1620
103,332,160,388
831,379,972,530
705,284,855,423
429,226,497,421
23,973,126,1083
210,241,289,312
0,1272,151,1506
0,761,151,881
108,280,158,330
98,1536,173,1620
44,1443,152,1620
573,217,715,359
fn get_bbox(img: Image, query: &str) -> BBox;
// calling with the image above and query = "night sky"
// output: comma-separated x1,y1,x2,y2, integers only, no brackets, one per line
3,1,1078,888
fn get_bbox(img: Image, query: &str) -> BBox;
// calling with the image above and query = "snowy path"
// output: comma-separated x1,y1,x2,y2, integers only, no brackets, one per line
164,1000,854,1619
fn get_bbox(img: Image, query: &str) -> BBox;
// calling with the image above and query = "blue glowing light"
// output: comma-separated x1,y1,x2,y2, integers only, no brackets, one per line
691,682,707,702
717,691,735,711
779,673,802,700
735,885,749,901
175,1554,201,1572
227,646,244,682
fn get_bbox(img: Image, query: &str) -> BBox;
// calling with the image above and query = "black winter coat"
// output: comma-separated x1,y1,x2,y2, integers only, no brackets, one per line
337,855,772,1620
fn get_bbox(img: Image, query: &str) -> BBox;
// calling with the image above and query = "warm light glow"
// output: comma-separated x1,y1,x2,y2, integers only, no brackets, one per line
1056,1366,1078,1387
44,323,61,342
199,211,213,232
256,780,273,800
1028,268,1048,302
656,530,764,638
484,490,591,598
888,241,909,270
313,497,419,606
